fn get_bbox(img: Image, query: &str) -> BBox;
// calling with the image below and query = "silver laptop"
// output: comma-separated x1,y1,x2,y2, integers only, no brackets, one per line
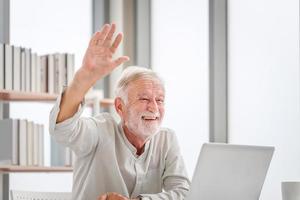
186,143,274,200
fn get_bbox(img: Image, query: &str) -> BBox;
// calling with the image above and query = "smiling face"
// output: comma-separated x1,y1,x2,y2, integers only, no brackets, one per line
116,78,165,141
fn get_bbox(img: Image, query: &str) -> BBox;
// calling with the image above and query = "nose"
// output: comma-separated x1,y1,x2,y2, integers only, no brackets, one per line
147,99,159,113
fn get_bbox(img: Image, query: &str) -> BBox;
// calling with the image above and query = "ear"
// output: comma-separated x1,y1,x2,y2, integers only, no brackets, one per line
114,97,125,117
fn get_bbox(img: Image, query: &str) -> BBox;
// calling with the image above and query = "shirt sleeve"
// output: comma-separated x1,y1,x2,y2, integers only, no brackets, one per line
49,91,99,158
139,133,191,200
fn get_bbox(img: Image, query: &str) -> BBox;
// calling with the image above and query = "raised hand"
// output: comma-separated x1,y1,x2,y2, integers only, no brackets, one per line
56,23,129,123
81,23,130,85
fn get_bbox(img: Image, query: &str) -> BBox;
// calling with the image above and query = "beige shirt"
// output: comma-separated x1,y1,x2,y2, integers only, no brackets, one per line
49,93,190,200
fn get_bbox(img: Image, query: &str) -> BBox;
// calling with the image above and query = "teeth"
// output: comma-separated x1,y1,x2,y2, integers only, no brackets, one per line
142,116,158,120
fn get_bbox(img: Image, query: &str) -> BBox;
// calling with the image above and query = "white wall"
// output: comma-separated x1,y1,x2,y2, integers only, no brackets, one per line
228,0,300,199
10,0,92,70
151,0,209,177
9,0,92,192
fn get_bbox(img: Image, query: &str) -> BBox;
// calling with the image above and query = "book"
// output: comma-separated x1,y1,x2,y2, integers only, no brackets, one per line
19,119,27,166
25,48,31,92
0,43,4,89
53,54,59,93
13,46,21,91
33,123,39,166
30,53,37,92
40,55,48,93
36,56,41,93
27,121,33,166
4,44,13,90
38,124,44,166
66,54,75,85
0,119,19,165
20,48,26,91
53,53,65,93
47,54,55,94
59,54,66,89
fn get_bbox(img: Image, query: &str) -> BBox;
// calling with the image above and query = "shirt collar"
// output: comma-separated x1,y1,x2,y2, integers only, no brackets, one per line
118,123,151,159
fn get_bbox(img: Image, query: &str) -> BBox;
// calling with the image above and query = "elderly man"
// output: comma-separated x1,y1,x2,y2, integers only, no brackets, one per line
49,24,190,200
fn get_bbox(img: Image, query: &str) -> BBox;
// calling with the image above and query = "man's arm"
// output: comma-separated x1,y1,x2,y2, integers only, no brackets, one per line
49,24,129,157
56,23,129,123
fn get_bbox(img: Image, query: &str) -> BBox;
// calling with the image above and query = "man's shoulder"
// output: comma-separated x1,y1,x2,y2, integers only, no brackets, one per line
152,128,180,153
158,127,175,135
154,127,177,142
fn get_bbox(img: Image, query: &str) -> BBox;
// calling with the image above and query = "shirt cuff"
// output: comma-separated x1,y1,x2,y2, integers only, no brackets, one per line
138,195,151,200
49,87,86,134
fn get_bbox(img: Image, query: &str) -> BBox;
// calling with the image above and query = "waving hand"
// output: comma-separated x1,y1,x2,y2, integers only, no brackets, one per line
81,23,130,84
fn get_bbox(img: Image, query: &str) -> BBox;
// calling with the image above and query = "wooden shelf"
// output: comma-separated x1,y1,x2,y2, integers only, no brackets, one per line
0,89,114,108
0,165,73,173
0,89,57,101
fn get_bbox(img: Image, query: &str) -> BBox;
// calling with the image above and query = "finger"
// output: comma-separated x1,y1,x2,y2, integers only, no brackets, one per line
103,23,116,47
110,33,123,54
115,193,128,200
113,56,130,67
97,194,107,200
89,31,100,46
92,24,111,46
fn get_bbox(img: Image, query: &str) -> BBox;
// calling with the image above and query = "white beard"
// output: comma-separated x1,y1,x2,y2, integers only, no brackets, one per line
125,110,161,141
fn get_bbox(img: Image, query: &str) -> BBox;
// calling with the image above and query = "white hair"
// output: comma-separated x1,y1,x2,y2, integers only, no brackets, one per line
115,66,165,103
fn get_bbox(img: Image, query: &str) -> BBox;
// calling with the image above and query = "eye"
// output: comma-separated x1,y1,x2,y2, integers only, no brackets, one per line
156,99,165,104
139,97,150,102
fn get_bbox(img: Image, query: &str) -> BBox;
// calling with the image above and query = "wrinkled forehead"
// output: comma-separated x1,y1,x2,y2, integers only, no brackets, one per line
127,77,165,97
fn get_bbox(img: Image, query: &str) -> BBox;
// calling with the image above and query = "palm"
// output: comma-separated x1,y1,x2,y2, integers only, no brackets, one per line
84,43,114,72
82,24,129,80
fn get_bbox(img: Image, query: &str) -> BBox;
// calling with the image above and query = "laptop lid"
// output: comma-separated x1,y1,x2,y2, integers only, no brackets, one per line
186,143,274,200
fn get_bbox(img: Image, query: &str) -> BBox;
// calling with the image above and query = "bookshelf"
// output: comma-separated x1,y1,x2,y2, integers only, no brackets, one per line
0,89,113,169
0,89,57,101
0,0,97,197
0,89,114,170
0,89,112,199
